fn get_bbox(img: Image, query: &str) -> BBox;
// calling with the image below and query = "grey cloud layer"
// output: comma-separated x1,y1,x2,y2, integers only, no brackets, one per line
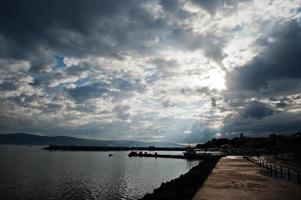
1,0,301,142
227,20,301,94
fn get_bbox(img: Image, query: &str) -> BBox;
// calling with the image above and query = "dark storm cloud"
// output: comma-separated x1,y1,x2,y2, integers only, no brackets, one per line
241,101,274,119
67,83,111,102
0,0,227,73
0,0,167,71
222,19,301,136
159,0,192,19
221,95,301,136
227,20,301,94
67,76,145,103
0,0,229,81
271,96,294,108
276,100,288,108
222,111,301,136
0,79,18,91
159,0,182,13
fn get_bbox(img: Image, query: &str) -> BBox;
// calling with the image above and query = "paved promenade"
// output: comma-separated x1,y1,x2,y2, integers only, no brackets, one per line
193,156,301,200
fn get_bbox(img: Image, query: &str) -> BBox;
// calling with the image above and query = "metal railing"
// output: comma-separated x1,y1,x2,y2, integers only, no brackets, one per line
244,156,301,184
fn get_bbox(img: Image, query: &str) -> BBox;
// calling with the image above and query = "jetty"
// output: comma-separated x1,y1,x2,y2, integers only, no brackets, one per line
128,146,223,160
128,150,219,160
193,156,301,200
129,151,185,159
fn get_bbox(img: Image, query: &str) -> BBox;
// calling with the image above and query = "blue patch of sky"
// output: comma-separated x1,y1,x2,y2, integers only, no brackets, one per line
57,84,65,92
31,73,48,86
53,54,65,69
75,77,91,87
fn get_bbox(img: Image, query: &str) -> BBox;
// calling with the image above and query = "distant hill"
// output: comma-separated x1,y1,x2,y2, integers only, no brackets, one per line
0,133,183,147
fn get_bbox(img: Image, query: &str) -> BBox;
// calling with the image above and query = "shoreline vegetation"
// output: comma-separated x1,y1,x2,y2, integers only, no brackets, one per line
140,156,221,200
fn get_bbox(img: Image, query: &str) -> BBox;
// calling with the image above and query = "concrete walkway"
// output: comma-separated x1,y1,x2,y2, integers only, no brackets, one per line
193,156,301,200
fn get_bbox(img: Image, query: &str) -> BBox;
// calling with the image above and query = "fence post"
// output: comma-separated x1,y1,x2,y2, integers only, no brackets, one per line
274,165,277,178
288,168,291,181
270,164,273,177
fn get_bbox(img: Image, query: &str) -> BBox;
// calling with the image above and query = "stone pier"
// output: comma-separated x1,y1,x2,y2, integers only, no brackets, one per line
193,156,301,200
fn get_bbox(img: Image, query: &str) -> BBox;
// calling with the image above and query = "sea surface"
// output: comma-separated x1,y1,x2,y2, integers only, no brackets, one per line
0,145,198,200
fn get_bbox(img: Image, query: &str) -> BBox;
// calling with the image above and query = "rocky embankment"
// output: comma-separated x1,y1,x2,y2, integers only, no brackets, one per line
141,156,221,200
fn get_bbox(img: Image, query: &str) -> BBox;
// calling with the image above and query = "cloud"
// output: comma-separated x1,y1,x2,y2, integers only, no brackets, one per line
190,0,250,15
226,20,301,95
191,0,222,15
241,101,274,119
0,0,301,142
222,110,301,136
0,0,167,71
67,83,111,102
221,18,301,137
113,104,131,120
211,97,217,107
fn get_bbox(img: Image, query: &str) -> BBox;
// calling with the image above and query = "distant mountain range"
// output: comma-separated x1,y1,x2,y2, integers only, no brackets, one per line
0,133,183,147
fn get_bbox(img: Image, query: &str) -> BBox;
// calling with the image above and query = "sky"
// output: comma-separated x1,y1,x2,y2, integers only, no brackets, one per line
0,0,301,143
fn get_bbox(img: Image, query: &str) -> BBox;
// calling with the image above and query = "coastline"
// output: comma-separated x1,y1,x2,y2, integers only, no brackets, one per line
140,156,220,200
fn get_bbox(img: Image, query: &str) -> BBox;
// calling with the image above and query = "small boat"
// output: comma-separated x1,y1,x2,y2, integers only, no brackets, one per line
108,154,113,157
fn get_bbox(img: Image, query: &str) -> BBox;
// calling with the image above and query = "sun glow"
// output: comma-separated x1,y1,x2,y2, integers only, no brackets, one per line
205,70,226,91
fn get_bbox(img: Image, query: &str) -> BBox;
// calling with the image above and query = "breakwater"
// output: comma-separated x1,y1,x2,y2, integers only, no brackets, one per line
140,156,220,200
128,151,216,160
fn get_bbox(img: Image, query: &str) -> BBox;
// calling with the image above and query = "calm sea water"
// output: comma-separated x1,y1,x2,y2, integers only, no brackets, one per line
0,145,198,200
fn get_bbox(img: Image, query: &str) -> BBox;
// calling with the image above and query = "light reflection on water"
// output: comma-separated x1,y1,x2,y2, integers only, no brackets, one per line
0,146,198,200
